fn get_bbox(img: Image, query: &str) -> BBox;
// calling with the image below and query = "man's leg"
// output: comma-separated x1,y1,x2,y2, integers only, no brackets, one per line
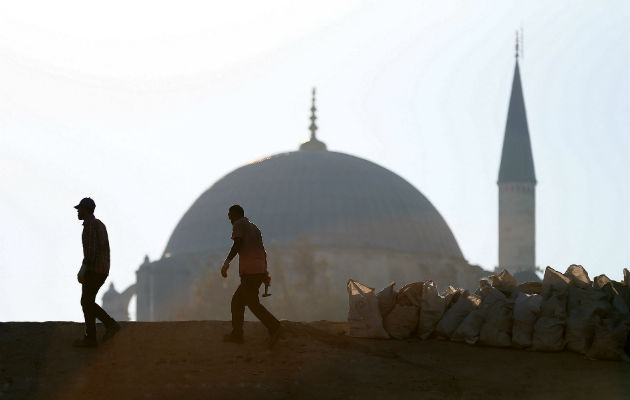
80,275,101,341
230,281,247,338
93,303,117,328
91,275,117,329
242,275,280,333
81,273,118,342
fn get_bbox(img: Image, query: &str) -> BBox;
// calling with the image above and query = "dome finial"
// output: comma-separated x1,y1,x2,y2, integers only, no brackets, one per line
309,87,318,140
515,30,520,60
299,87,327,151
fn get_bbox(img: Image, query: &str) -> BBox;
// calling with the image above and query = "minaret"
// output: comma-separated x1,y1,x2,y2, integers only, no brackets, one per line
498,33,537,277
299,87,327,151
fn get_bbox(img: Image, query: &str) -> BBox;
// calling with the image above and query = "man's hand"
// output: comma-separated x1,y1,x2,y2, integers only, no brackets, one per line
221,260,230,278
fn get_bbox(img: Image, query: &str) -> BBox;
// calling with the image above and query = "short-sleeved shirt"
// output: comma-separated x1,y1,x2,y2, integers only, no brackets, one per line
231,217,267,275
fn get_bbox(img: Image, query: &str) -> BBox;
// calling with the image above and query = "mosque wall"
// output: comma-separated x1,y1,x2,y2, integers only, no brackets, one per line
131,242,487,322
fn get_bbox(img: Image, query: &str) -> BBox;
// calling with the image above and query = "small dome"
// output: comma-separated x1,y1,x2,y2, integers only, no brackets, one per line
164,150,464,260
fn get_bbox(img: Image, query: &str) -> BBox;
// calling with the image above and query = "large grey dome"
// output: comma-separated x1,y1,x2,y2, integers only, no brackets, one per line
164,149,464,260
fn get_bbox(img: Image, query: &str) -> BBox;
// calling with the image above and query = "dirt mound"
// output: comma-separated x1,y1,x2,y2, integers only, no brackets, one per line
0,321,627,400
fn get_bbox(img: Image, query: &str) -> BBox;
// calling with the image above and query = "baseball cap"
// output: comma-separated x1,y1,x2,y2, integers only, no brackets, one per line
74,197,96,210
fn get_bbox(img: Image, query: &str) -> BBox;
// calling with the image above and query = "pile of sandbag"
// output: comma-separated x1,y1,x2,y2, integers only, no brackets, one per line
347,266,630,361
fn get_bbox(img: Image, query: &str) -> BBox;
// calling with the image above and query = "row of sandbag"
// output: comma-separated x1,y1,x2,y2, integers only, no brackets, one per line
346,265,630,361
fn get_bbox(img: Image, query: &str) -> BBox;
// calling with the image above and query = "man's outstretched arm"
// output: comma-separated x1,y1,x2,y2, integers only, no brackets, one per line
221,237,243,277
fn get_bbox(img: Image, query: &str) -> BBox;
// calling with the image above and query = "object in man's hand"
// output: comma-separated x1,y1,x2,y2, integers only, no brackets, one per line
263,274,272,297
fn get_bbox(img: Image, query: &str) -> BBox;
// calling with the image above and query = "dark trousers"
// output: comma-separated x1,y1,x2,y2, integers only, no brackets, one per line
81,272,116,339
231,273,280,336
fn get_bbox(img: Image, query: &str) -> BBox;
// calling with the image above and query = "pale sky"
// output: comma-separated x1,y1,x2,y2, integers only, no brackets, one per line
1,0,628,321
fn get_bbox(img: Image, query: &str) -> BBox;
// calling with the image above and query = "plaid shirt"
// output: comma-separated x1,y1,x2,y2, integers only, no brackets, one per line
81,215,110,275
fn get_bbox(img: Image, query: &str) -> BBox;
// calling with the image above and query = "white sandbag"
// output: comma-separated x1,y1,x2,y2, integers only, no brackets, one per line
585,316,630,361
599,281,630,314
518,281,542,295
565,309,598,354
531,317,565,351
478,285,507,306
489,270,519,295
435,292,481,338
346,280,390,338
512,292,543,348
452,309,485,344
612,292,629,314
479,299,514,347
593,274,612,289
477,279,492,291
397,282,424,307
453,286,507,345
565,287,607,354
564,264,591,289
376,282,397,318
540,291,568,320
541,267,570,298
443,286,461,309
417,281,448,339
384,304,419,339
567,286,609,313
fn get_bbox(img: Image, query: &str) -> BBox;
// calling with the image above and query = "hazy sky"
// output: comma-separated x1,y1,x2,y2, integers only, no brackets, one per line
1,0,628,321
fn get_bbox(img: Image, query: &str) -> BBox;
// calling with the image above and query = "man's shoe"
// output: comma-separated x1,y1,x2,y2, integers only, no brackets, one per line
72,337,97,348
102,323,121,343
223,332,244,344
268,325,282,349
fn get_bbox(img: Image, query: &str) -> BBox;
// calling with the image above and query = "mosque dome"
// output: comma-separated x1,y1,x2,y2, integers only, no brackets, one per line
164,149,464,261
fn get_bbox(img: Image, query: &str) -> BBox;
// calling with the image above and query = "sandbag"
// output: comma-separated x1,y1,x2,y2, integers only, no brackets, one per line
585,315,630,361
489,270,519,295
384,304,419,339
478,285,507,306
452,309,485,344
435,292,481,338
532,317,565,351
397,282,423,307
376,282,397,318
541,267,570,298
593,274,613,289
600,281,630,314
612,290,630,314
564,264,591,289
567,286,609,313
540,291,568,320
512,292,543,348
565,287,608,353
346,280,390,338
477,279,492,291
443,286,461,308
519,281,542,295
417,281,448,339
453,286,506,345
565,309,598,354
479,299,514,347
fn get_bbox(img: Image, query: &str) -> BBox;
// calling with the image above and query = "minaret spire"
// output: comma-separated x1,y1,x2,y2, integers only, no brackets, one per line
299,87,327,151
498,49,536,183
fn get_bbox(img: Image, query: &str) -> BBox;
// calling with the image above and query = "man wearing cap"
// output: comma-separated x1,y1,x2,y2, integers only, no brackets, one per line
221,204,281,347
73,197,120,348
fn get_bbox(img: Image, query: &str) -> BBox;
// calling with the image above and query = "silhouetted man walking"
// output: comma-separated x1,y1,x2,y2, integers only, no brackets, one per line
221,205,281,347
73,197,120,347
